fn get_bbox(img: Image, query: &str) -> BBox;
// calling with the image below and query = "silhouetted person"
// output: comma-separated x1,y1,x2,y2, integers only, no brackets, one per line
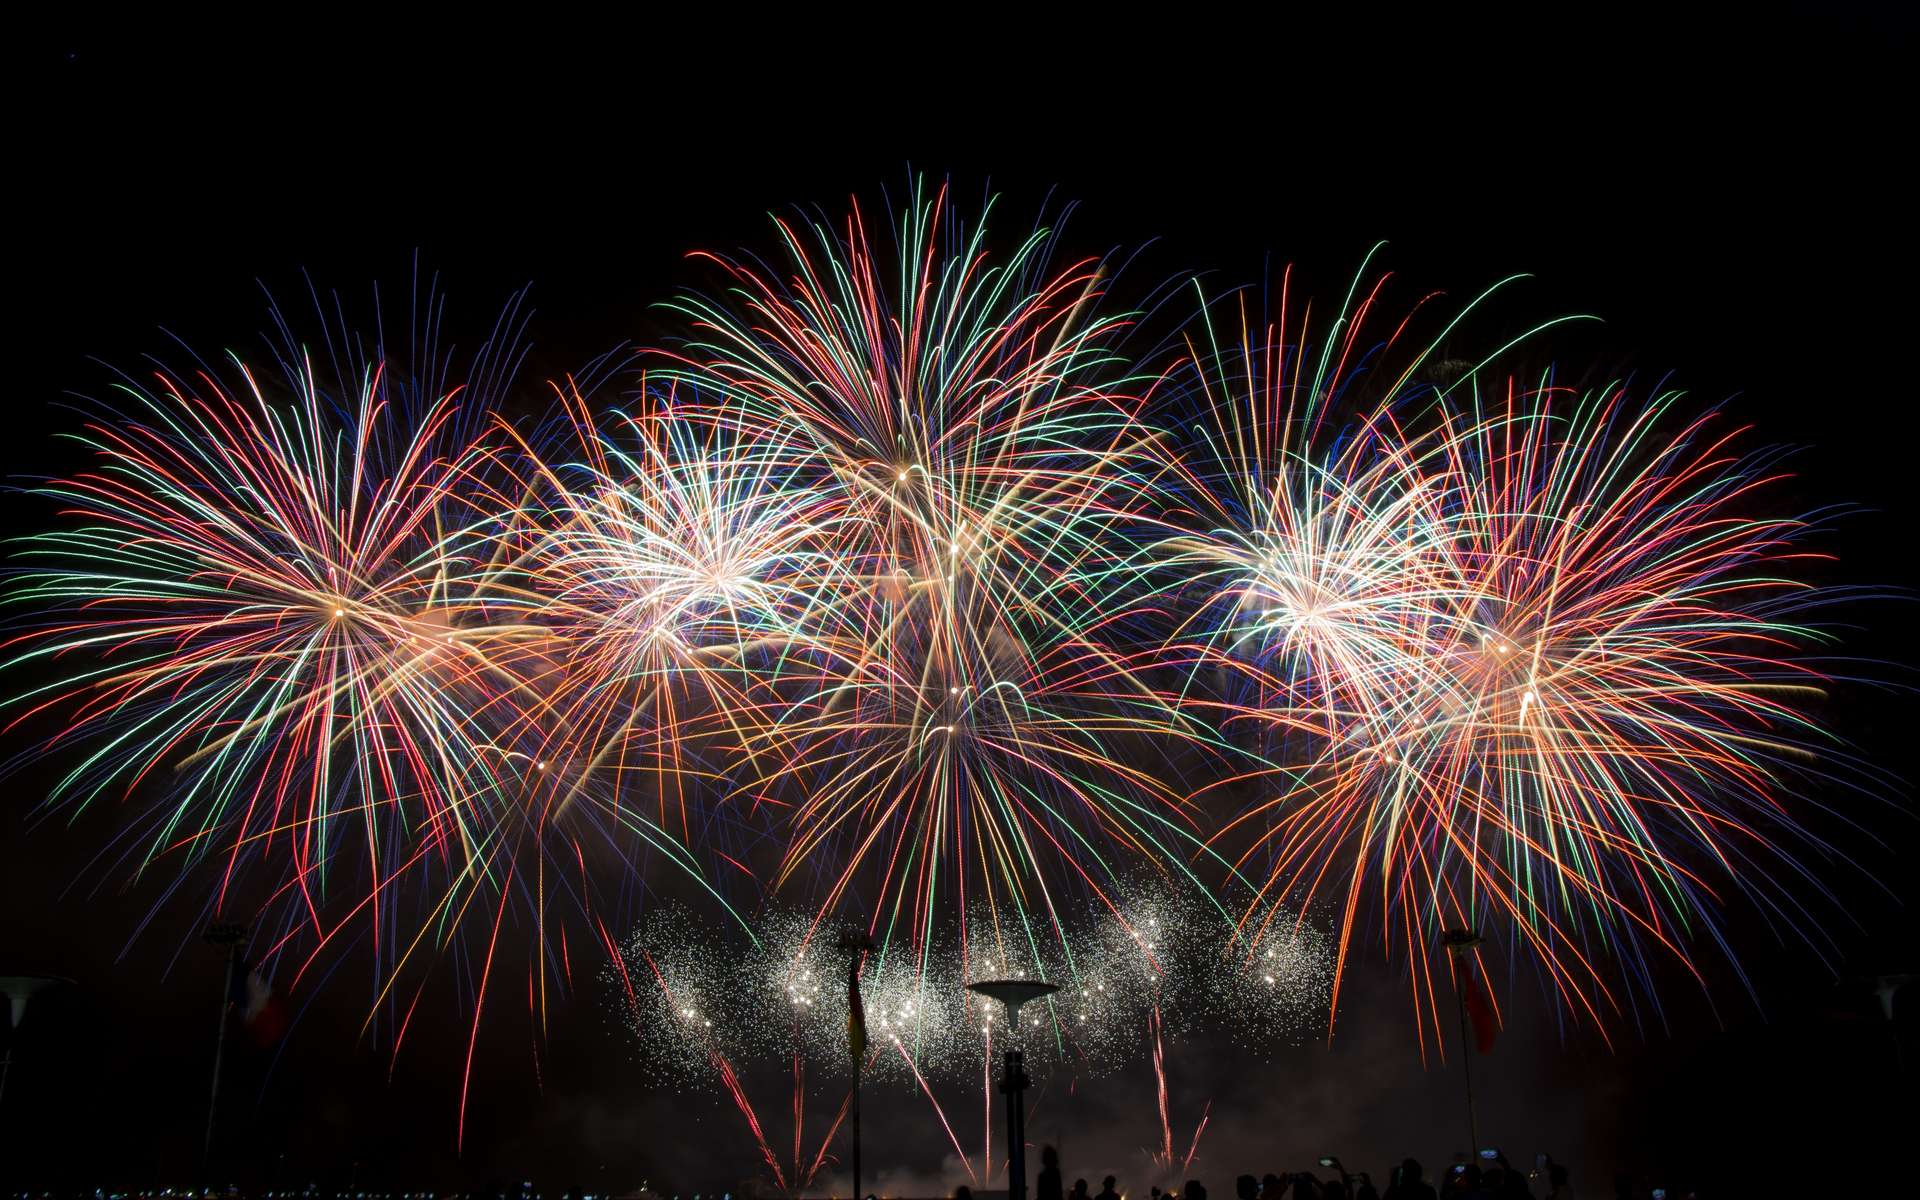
1385,1159,1437,1200
1498,1164,1533,1200
1544,1166,1571,1200
1183,1180,1207,1200
956,1187,974,1200
1355,1175,1381,1200
1072,1179,1091,1200
1452,1166,1489,1200
1097,1175,1121,1200
1039,1146,1064,1200
1259,1174,1287,1200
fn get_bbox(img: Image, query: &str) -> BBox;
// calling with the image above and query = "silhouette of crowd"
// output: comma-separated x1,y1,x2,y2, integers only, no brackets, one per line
961,1144,1648,1200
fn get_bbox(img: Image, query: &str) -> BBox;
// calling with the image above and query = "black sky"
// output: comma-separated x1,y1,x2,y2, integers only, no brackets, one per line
7,14,1918,1197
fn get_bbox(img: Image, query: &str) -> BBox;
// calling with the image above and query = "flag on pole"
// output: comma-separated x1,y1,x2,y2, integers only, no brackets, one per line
229,960,287,1045
846,958,866,1065
1461,969,1497,1054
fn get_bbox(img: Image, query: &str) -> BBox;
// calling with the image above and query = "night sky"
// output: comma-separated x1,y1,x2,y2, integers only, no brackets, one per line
7,17,1918,1197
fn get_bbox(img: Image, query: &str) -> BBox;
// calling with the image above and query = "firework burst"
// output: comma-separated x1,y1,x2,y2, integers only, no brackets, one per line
1,343,547,948
1157,262,1865,1051
490,382,863,841
656,182,1224,970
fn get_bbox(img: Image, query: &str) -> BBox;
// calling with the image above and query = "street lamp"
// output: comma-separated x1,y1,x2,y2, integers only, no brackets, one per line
0,975,70,1108
203,922,249,1173
966,978,1059,1200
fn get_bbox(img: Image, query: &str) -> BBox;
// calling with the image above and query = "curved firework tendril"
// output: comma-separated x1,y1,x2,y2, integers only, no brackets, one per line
1155,256,1878,1057
655,180,1242,979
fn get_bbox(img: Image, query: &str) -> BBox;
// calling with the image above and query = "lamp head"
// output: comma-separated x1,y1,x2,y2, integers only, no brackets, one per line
1440,928,1483,954
967,978,1059,1021
835,930,878,955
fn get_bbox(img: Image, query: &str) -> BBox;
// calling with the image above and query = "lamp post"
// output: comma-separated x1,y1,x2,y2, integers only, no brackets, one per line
202,922,248,1173
0,975,69,1109
1441,927,1483,1156
966,979,1059,1200
1871,973,1915,1072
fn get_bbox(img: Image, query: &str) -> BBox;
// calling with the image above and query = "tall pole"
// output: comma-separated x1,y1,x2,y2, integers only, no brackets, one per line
1451,973,1480,1153
1,976,69,1111
1442,928,1482,1155
1004,1046,1031,1200
1872,975,1915,1074
203,923,247,1174
852,1043,861,1200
